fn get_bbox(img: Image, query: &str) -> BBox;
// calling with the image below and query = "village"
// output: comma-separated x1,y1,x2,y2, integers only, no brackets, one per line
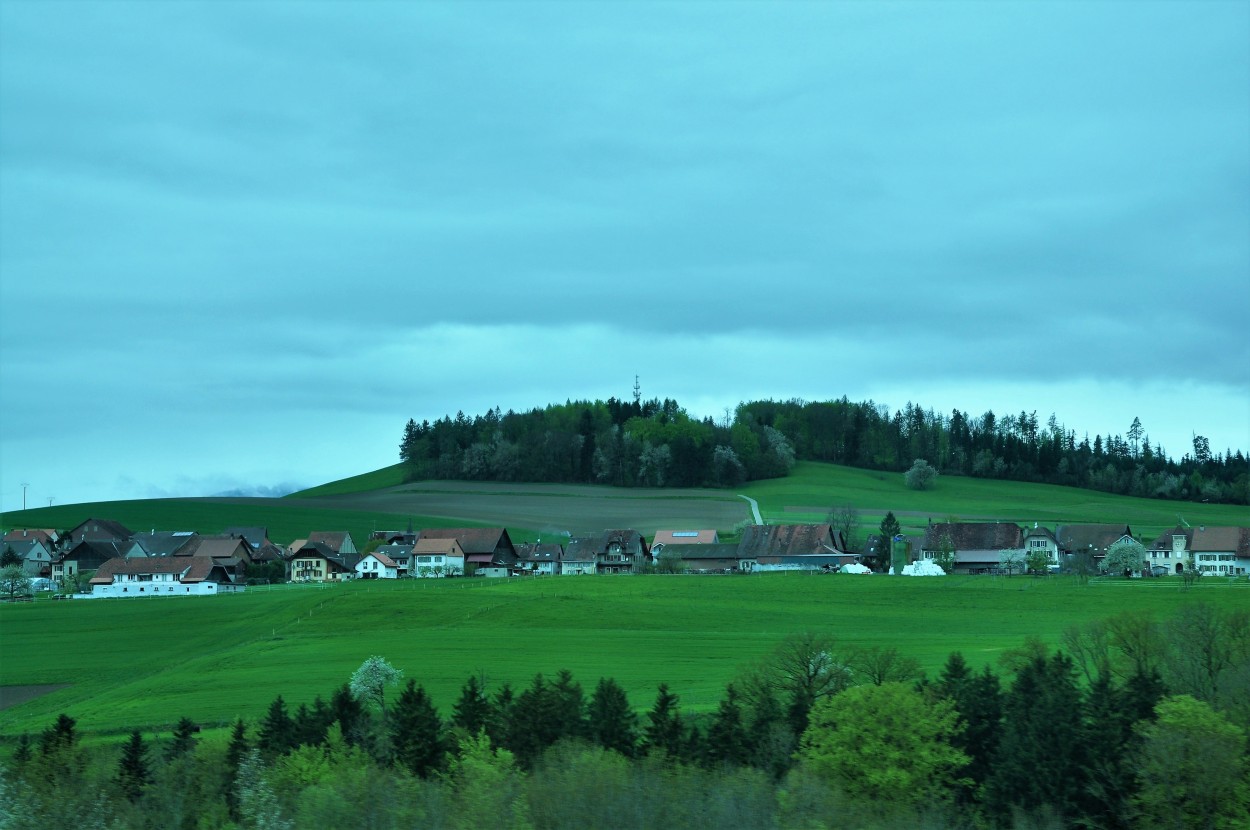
4,516,1248,599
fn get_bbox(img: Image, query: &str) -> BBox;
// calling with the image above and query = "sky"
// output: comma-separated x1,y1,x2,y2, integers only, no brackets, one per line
1,1,1248,512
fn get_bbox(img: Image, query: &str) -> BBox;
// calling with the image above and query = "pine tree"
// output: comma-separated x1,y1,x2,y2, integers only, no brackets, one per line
391,679,446,777
747,684,794,779
168,716,197,760
39,713,78,756
552,668,588,742
257,695,296,761
587,677,637,757
117,730,150,802
452,674,491,737
487,681,515,749
642,683,685,759
934,654,1002,804
509,674,564,768
704,684,751,768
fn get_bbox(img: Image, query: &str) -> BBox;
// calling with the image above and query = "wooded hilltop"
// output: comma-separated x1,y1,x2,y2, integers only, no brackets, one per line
400,396,1249,505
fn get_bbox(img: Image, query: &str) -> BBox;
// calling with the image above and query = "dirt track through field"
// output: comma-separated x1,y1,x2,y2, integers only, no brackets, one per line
287,481,754,535
0,684,70,711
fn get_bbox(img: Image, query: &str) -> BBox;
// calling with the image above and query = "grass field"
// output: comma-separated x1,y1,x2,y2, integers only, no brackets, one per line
2,574,1245,741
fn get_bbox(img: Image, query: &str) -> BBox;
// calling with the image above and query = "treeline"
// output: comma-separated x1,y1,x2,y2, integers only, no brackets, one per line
741,398,1249,504
399,397,795,488
6,604,1248,830
400,395,1249,504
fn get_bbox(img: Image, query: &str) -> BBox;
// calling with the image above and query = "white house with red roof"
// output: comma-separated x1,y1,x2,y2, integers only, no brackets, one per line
84,557,242,598
355,551,400,579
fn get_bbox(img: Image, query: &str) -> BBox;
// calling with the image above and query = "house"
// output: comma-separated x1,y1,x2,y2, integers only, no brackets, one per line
373,543,414,577
559,545,595,575
62,519,133,548
85,556,242,598
650,530,720,553
290,542,359,582
4,529,58,548
175,535,254,580
514,542,564,575
307,531,358,556
919,522,1025,574
222,527,271,550
410,538,466,577
662,542,752,573
417,528,517,573
1056,524,1135,567
735,523,854,572
1147,527,1192,574
564,529,649,575
355,552,400,579
1187,526,1250,576
52,540,127,581
130,531,199,557
5,538,53,577
1022,524,1061,570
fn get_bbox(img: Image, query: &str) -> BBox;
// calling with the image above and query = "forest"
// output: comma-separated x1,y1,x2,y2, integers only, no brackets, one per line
399,395,1250,504
5,603,1246,830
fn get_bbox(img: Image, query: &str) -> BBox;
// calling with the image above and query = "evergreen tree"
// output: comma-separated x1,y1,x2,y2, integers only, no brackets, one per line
552,668,588,741
642,683,686,760
331,683,366,746
509,674,564,768
986,653,1088,825
747,684,794,779
39,713,78,756
934,654,1002,805
704,684,751,768
878,512,902,572
451,674,491,737
222,719,249,821
168,717,197,760
487,681,516,749
257,695,296,761
390,679,446,777
10,733,32,774
117,730,150,802
587,676,637,758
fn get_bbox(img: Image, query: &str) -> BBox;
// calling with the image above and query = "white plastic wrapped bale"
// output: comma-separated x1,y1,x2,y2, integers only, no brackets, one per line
839,563,872,574
901,560,947,576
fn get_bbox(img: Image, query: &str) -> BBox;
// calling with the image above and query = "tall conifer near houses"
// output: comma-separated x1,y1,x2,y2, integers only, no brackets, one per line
588,677,637,758
642,684,686,760
117,730,150,802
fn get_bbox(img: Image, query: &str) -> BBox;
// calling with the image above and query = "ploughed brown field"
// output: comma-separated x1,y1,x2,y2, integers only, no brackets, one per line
279,480,754,536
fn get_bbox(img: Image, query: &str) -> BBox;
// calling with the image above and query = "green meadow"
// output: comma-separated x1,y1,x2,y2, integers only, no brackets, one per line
2,574,1245,741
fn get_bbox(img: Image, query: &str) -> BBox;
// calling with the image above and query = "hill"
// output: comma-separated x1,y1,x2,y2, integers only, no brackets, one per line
3,461,1246,547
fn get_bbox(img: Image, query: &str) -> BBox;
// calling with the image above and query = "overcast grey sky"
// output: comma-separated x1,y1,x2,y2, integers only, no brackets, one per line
2,1,1247,511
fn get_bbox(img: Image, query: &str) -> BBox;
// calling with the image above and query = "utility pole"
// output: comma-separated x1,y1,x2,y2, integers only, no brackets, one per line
21,482,28,511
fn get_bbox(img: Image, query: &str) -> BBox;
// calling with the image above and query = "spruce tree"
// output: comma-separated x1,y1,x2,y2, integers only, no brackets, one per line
704,684,751,768
552,668,588,741
587,677,637,758
257,695,296,761
747,684,794,779
331,683,366,746
391,679,446,777
117,730,150,802
168,717,197,760
987,653,1088,824
487,681,516,749
642,684,685,759
451,674,491,737
222,719,249,821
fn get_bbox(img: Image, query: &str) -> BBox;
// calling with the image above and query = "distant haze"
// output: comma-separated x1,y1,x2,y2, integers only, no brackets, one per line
1,2,1246,511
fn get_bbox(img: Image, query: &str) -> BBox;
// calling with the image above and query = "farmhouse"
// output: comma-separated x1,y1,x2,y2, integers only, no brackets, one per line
5,538,53,577
1056,524,1135,566
52,540,126,582
63,518,133,548
1187,525,1250,575
417,528,517,572
308,531,358,555
1022,524,1061,569
651,529,720,551
356,551,400,579
662,542,752,573
919,522,1025,574
290,542,359,582
85,556,242,598
564,529,649,575
373,543,415,576
515,542,564,575
130,530,199,557
737,524,855,572
410,538,466,577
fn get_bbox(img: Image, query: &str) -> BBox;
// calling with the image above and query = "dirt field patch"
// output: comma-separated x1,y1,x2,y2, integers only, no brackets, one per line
0,684,70,711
